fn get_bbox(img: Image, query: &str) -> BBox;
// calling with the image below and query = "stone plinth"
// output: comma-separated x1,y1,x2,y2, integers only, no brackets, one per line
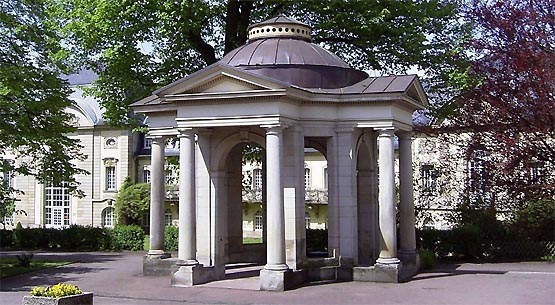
259,269,305,291
171,264,215,287
143,255,176,276
353,262,402,283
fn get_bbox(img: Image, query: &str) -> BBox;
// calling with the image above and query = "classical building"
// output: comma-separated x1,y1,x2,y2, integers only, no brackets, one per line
131,16,427,290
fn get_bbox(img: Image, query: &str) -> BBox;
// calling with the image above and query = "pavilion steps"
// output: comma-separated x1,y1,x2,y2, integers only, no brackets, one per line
304,257,340,282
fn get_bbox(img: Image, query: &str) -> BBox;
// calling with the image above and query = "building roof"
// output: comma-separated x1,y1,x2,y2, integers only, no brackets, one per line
62,69,105,126
220,16,368,89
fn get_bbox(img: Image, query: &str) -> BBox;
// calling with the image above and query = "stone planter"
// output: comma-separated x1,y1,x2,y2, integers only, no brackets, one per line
22,292,93,305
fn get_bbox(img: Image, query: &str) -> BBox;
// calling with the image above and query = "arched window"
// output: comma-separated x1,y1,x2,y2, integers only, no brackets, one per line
305,212,311,229
252,168,263,190
254,210,263,231
102,207,115,227
164,209,173,226
143,169,151,183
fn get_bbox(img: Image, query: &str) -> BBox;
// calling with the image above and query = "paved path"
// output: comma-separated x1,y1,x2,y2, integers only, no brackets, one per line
1,251,554,305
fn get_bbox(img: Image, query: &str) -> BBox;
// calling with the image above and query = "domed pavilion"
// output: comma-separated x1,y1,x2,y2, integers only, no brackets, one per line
132,16,427,291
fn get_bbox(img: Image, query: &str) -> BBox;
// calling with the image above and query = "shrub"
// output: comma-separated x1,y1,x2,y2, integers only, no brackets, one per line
0,229,14,248
111,225,145,251
510,199,555,242
165,226,178,251
419,249,436,270
306,229,328,253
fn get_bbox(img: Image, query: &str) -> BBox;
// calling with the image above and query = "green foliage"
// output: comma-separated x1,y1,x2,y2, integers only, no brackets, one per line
115,178,150,224
16,252,34,268
164,226,178,251
419,249,437,270
306,229,327,253
510,199,555,242
53,0,469,127
30,283,82,298
110,225,145,251
0,0,88,221
2,225,146,251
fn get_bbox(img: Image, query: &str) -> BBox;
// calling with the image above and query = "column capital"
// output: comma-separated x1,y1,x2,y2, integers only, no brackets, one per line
262,124,287,134
396,130,414,140
177,128,195,138
376,128,396,138
147,134,167,141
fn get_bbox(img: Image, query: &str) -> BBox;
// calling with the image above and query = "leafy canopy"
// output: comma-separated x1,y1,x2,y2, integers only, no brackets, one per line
0,0,86,220
55,0,469,126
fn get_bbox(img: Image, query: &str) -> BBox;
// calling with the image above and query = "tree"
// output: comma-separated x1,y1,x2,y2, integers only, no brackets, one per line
445,0,555,206
114,178,150,224
54,0,469,126
0,0,86,221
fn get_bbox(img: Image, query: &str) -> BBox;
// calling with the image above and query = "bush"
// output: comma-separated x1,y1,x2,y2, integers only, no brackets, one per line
0,229,14,248
419,249,436,270
111,225,145,251
510,199,555,242
306,229,327,253
165,226,178,251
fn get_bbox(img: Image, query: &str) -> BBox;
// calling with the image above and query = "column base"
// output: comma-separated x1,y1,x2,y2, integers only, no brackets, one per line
143,253,176,276
353,261,402,283
146,250,171,259
260,268,304,291
398,249,420,281
171,264,215,287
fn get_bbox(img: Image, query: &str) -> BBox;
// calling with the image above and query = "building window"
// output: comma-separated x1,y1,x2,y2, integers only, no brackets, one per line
2,214,14,226
106,166,116,190
304,167,311,190
102,207,115,227
45,183,70,228
144,138,152,149
1,159,14,189
305,212,311,229
253,168,262,190
143,169,151,183
165,209,173,226
254,210,263,231
468,149,490,202
421,165,436,194
529,162,545,183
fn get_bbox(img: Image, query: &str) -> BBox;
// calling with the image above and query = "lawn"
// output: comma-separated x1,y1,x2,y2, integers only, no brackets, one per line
243,237,263,244
0,257,72,278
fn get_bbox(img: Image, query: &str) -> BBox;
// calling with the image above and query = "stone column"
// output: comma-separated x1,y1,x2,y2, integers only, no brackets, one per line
260,125,290,292
264,125,288,271
376,129,400,265
398,131,416,253
178,129,197,264
148,135,168,257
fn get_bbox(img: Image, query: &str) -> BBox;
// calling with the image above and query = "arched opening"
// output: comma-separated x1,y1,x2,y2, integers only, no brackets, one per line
304,138,329,257
102,207,115,228
356,132,379,266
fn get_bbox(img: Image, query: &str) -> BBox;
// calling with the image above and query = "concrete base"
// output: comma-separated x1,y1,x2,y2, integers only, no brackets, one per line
353,262,401,283
259,269,305,291
398,250,420,282
171,264,215,287
143,254,177,276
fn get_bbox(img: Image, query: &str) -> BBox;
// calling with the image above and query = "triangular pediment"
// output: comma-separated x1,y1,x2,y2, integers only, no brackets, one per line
153,63,288,96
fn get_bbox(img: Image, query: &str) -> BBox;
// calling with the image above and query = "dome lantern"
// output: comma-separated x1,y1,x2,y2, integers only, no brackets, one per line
247,16,312,42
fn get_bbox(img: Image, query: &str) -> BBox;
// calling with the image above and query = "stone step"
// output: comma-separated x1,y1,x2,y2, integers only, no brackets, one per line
307,266,337,282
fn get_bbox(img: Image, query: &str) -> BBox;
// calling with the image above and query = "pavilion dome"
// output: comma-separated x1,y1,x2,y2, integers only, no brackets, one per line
220,16,368,89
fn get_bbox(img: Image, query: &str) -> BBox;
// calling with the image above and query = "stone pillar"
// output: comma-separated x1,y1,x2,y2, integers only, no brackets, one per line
172,130,215,287
376,129,400,265
397,131,419,280
260,125,292,291
264,126,288,271
398,131,416,253
148,135,168,258
178,129,197,264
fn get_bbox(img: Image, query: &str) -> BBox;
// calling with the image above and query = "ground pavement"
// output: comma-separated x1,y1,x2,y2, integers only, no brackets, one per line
1,251,554,305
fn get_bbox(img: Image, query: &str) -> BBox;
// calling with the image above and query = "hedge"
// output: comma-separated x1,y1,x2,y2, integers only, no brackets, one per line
1,224,145,251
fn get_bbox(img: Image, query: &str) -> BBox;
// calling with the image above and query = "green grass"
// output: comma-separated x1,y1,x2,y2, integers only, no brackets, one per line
144,235,149,251
0,258,72,278
243,237,263,244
